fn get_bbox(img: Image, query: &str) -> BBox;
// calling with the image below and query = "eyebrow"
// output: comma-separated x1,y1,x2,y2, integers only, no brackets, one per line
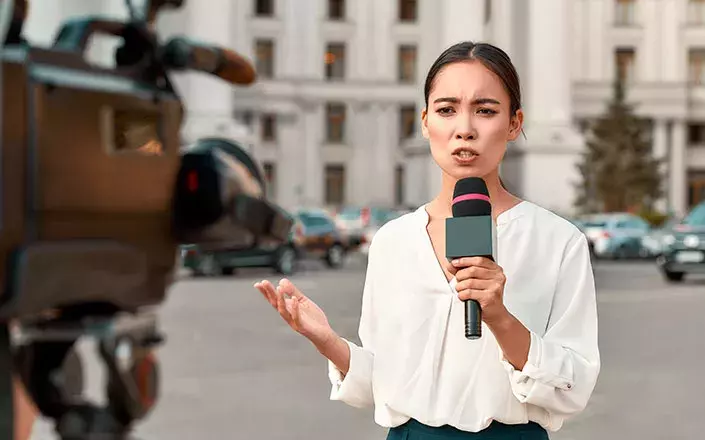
433,97,501,105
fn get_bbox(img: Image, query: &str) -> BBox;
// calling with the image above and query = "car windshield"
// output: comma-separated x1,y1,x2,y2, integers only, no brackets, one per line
337,208,361,220
584,221,607,227
683,203,705,226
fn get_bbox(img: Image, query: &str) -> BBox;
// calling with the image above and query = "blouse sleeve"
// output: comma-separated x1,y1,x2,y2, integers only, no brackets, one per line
327,237,379,409
501,232,600,419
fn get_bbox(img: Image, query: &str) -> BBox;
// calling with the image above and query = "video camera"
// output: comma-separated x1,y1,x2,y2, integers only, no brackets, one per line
0,0,293,438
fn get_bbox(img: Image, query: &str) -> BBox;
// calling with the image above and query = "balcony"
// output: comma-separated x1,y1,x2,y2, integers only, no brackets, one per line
233,78,418,107
572,82,689,119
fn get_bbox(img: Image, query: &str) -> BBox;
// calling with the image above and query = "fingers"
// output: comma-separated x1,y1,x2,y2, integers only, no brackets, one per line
451,256,495,269
456,287,485,302
254,280,277,308
454,265,494,282
276,285,295,324
455,277,493,293
278,278,304,298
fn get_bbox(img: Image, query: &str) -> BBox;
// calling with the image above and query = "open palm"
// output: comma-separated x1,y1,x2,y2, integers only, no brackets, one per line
254,279,332,345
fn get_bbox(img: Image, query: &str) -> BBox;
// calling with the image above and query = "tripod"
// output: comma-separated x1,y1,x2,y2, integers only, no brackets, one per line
12,310,163,440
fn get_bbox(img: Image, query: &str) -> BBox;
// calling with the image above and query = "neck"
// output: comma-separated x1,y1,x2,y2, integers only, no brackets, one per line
428,169,519,221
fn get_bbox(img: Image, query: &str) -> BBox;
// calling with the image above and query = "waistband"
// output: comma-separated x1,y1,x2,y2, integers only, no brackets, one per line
392,418,548,439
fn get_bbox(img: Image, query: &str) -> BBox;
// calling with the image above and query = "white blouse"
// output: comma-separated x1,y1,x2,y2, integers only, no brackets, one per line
327,201,600,433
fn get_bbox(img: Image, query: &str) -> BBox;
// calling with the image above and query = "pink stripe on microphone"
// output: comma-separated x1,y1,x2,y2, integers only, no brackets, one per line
452,193,490,204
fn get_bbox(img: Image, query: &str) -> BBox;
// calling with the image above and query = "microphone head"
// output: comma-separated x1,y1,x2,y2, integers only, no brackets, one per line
452,177,491,217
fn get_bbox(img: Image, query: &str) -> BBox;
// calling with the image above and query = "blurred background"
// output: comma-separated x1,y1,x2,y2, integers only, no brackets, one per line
14,0,705,439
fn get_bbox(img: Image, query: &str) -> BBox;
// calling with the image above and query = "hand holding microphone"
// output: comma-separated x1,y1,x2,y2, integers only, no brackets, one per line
448,256,508,329
446,177,509,339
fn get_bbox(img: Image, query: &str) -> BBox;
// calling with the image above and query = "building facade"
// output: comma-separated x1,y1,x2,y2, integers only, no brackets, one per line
19,0,705,217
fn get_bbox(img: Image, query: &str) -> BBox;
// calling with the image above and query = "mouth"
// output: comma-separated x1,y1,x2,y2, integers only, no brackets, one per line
452,147,479,163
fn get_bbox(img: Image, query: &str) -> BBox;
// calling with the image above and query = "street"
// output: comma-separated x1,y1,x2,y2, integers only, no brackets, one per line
30,256,705,440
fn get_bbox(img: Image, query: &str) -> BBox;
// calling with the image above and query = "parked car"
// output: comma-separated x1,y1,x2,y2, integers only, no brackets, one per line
640,216,681,258
656,201,705,282
181,208,349,276
580,213,652,259
335,206,407,254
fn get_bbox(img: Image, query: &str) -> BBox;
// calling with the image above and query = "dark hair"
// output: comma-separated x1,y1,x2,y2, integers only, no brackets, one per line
423,41,522,116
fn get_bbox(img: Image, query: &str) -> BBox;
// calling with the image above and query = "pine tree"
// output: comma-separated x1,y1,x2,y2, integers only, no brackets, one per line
574,80,663,214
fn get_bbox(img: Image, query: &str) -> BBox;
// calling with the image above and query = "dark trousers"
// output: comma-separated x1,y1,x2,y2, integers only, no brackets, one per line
387,418,550,440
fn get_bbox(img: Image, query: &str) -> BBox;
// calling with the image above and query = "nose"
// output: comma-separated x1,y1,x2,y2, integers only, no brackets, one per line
455,130,476,141
455,116,477,141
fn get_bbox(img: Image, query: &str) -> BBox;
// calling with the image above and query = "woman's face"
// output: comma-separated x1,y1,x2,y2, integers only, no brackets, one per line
422,60,523,181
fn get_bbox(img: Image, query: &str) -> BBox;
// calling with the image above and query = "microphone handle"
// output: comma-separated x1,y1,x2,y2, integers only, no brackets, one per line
463,253,491,340
464,299,482,339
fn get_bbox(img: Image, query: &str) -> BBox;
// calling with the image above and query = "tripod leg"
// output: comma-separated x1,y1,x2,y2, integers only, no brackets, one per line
0,324,13,438
0,323,38,440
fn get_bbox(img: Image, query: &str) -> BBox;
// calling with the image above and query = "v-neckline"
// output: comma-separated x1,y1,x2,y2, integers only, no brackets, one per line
418,201,526,288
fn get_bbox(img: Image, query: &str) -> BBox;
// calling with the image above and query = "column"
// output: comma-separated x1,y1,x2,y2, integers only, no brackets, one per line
527,0,571,127
277,108,306,210
181,0,236,142
372,103,396,207
662,0,681,82
653,119,669,212
371,0,393,80
669,120,687,216
351,0,373,81
350,102,372,206
641,0,661,83
441,0,485,46
520,0,584,214
302,102,323,207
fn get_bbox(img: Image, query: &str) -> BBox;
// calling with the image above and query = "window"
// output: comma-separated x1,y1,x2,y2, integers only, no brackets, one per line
399,0,417,22
325,43,346,80
325,165,346,205
398,45,417,83
235,110,254,128
688,0,705,25
615,48,636,83
614,0,636,26
263,162,276,198
261,113,276,141
328,0,345,20
688,123,705,144
395,165,405,206
255,39,274,78
686,174,705,213
689,49,705,85
400,105,416,140
326,103,346,143
255,0,274,17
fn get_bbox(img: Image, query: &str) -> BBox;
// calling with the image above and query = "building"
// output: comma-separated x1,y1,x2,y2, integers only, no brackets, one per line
19,0,705,217
228,0,586,215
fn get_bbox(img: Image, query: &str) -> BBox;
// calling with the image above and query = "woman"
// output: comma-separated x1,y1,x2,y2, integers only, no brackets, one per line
254,41,600,439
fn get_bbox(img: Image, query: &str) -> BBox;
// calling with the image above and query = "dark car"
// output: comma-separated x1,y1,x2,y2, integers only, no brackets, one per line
181,208,348,276
656,201,705,282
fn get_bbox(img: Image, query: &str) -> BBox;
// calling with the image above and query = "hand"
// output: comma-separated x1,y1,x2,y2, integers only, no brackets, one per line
449,257,509,326
254,278,334,347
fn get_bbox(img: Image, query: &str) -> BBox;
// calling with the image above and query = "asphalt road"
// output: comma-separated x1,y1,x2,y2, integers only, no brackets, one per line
30,256,705,440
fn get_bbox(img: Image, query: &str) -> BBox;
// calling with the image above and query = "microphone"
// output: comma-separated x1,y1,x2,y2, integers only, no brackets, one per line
161,37,256,85
445,177,494,340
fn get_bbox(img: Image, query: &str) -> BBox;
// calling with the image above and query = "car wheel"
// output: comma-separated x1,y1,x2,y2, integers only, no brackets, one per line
663,270,685,282
274,246,297,275
196,254,221,277
221,267,235,276
325,244,345,268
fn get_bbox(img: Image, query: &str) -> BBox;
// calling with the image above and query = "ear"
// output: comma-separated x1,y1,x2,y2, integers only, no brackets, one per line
507,109,524,142
421,108,429,139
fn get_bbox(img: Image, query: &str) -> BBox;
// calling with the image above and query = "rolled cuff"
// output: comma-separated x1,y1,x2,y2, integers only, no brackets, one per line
328,338,374,408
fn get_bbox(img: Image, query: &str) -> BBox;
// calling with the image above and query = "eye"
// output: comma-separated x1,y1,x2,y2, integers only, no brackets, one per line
436,107,455,116
477,108,497,115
